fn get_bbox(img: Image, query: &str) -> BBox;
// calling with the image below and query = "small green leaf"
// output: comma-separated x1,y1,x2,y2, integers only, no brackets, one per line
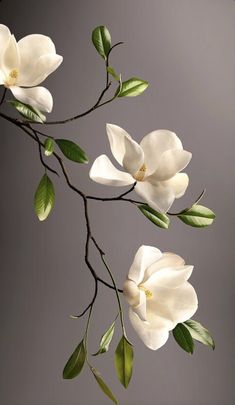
184,319,215,350
34,174,55,221
90,366,118,404
173,323,194,354
116,77,148,97
138,204,170,229
107,66,119,81
92,26,111,59
44,138,54,156
55,139,89,164
63,340,86,379
93,321,115,356
178,204,215,228
9,100,46,123
115,335,133,388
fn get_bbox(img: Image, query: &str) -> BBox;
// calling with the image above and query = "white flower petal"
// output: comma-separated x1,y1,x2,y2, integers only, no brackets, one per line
89,154,134,186
144,252,185,280
10,86,53,112
19,54,63,87
0,24,11,59
140,130,183,176
128,245,162,285
106,123,132,166
18,34,56,61
148,282,198,326
1,35,19,74
150,149,192,181
132,289,147,321
143,265,194,289
129,308,170,350
135,180,175,213
163,173,189,199
122,136,144,176
123,279,140,306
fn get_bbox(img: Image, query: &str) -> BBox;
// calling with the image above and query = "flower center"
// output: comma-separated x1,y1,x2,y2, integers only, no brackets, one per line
4,68,19,88
140,286,153,299
133,163,147,182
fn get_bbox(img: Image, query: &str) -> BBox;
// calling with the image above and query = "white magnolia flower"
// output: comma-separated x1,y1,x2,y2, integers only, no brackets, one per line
123,245,198,350
0,24,63,112
90,124,192,212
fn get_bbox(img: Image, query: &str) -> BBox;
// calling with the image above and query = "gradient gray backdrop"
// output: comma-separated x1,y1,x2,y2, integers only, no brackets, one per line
1,1,234,404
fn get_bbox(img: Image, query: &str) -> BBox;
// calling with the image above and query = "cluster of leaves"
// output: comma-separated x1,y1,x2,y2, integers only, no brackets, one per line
173,319,215,354
138,202,216,229
63,320,133,404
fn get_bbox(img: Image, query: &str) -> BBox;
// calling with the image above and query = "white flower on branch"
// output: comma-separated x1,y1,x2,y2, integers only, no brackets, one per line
89,124,192,212
123,245,198,350
0,24,63,112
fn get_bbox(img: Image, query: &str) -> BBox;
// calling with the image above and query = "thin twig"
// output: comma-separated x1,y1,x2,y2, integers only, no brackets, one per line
0,88,7,106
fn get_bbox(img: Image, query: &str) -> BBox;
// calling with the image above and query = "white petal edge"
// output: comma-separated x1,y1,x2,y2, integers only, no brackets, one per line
18,34,56,61
128,245,162,285
0,24,11,59
10,86,53,112
1,35,20,74
144,252,185,280
89,154,134,186
122,135,144,176
163,173,189,199
140,130,183,176
149,149,192,181
129,308,170,350
106,123,132,166
143,265,194,289
19,54,63,87
135,180,175,213
152,282,198,326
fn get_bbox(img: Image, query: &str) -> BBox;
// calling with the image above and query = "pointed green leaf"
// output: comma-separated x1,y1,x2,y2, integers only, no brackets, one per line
178,204,215,228
138,204,170,229
63,340,86,379
107,66,119,81
90,366,118,404
92,26,111,59
173,323,194,354
116,77,148,97
55,139,88,163
9,100,46,123
34,174,55,221
115,335,133,388
184,319,215,350
93,321,115,356
44,138,54,156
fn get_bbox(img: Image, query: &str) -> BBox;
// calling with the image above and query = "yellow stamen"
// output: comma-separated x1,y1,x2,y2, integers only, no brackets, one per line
140,285,153,299
144,289,153,299
133,163,147,181
4,69,19,87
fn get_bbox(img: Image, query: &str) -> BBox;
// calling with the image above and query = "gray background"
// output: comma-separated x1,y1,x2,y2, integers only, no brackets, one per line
0,1,234,404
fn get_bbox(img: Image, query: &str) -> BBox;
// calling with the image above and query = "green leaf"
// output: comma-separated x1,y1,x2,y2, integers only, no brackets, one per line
44,138,54,156
173,323,194,354
63,340,86,379
90,366,118,404
55,139,89,164
184,319,215,350
92,26,111,59
93,321,115,356
178,204,215,228
115,335,133,388
107,66,119,81
116,77,148,97
138,204,170,229
9,100,46,123
34,174,55,221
